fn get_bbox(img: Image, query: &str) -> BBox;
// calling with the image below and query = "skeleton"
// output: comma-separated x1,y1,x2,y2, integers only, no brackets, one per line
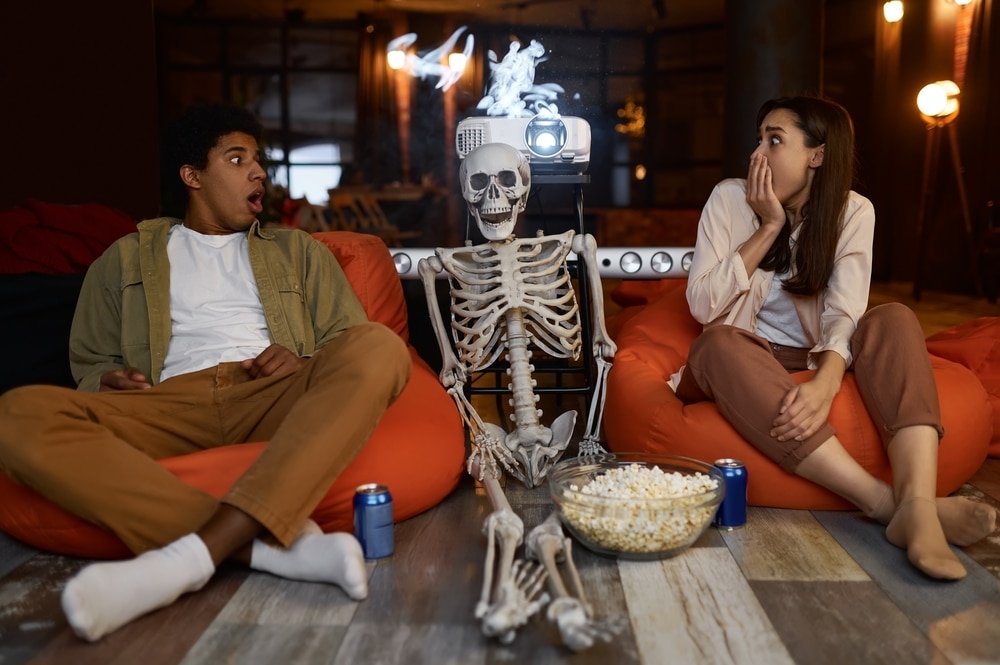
418,141,617,646
525,512,625,651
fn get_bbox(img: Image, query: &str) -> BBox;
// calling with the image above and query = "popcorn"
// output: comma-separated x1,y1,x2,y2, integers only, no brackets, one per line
558,463,720,554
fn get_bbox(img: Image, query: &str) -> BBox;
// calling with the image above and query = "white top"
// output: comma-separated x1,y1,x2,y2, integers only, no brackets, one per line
670,178,875,390
160,224,270,381
754,269,810,348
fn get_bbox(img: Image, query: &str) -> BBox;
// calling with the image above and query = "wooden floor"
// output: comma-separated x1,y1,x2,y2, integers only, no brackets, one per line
2,282,1000,664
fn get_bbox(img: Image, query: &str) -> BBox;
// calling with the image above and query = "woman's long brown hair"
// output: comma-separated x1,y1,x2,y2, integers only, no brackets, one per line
757,96,856,296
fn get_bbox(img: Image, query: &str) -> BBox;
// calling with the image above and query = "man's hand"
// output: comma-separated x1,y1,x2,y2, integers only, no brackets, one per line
241,344,304,379
99,367,152,391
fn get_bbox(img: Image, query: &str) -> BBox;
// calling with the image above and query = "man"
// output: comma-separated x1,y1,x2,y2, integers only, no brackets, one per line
0,104,410,641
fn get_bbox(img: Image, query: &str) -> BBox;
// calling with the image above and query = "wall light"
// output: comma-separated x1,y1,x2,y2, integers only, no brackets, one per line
916,80,960,125
883,1,904,22
387,49,407,70
953,0,973,6
448,52,467,73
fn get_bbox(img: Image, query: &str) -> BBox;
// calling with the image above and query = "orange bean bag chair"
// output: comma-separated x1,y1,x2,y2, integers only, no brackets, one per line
0,230,466,558
604,280,992,510
926,316,1000,458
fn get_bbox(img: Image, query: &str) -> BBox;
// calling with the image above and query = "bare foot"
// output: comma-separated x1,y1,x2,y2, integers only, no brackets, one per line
935,497,998,547
885,497,967,580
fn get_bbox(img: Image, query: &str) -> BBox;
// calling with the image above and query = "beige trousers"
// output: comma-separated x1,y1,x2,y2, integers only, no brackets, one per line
675,303,943,472
0,322,410,553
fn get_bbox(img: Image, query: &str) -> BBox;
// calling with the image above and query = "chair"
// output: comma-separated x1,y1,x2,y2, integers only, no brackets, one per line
0,231,466,558
328,190,421,247
602,279,991,510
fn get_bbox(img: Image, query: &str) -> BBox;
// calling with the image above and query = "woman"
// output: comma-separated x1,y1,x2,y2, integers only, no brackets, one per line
675,95,996,580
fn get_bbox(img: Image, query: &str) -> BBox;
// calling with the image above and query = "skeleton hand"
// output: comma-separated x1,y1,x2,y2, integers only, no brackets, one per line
467,423,520,481
577,437,607,457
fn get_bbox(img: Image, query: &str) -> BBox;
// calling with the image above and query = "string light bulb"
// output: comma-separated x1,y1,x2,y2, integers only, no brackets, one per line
387,49,406,70
883,1,904,22
448,52,467,73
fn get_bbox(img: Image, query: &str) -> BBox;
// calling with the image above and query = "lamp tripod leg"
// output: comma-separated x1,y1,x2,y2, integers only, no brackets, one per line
913,127,941,301
946,123,982,297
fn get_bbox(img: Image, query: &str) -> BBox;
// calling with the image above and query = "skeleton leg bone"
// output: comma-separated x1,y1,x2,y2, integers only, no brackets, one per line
471,461,549,643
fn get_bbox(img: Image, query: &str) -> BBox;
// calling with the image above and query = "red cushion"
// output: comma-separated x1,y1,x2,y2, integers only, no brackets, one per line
926,317,1000,457
604,280,992,510
0,230,466,558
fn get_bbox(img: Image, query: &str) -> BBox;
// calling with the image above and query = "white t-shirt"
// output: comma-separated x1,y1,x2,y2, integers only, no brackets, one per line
754,268,810,348
160,224,270,381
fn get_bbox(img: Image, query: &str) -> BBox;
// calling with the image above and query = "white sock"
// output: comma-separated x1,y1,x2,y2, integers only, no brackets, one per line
61,533,215,642
250,529,368,600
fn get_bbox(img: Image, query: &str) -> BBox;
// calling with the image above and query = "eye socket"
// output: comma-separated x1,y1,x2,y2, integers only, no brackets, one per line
230,156,241,165
469,173,490,190
497,170,518,187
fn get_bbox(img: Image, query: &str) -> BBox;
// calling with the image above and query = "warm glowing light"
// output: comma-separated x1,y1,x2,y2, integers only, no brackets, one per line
954,0,973,6
387,49,406,70
448,52,467,72
917,80,960,121
883,1,904,22
634,164,647,181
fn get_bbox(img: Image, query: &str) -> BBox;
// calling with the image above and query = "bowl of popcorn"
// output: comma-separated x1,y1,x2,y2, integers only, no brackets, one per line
548,452,724,560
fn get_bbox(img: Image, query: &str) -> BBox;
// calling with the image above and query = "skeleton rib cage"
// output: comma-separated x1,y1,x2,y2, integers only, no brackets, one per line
438,232,583,372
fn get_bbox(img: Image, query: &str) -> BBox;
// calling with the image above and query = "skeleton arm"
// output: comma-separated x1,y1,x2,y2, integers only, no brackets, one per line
572,233,615,455
418,255,468,390
572,232,616,362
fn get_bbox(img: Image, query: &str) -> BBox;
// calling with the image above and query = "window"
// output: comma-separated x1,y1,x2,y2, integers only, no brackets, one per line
157,17,359,209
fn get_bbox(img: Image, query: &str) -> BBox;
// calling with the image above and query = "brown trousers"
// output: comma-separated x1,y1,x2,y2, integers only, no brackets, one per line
0,322,410,553
675,303,943,472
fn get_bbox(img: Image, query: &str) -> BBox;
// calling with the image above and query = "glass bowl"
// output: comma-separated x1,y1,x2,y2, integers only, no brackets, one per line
547,452,725,560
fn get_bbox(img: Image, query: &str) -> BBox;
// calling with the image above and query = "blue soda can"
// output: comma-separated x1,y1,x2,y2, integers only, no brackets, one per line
713,458,748,530
354,483,394,559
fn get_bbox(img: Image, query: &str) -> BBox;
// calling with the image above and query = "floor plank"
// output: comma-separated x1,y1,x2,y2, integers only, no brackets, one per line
29,566,248,665
721,508,869,582
0,533,37,579
0,554,84,665
181,573,358,664
817,510,1000,665
750,580,945,665
619,548,794,665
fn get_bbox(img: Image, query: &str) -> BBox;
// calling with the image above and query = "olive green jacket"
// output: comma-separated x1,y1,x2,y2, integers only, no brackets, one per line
69,217,367,391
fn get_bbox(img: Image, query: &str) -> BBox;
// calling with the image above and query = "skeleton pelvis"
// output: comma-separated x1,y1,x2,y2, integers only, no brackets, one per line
505,410,576,487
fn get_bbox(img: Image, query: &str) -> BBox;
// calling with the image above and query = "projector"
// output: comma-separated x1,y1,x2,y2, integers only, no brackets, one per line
456,115,591,174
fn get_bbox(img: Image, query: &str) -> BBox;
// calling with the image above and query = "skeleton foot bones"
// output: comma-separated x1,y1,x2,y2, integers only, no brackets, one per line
526,512,624,651
472,458,621,651
473,461,550,645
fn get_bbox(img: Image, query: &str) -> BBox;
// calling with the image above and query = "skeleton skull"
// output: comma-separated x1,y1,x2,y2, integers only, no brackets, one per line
460,143,531,241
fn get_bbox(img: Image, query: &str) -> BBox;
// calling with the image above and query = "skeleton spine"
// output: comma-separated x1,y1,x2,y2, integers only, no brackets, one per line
504,309,541,430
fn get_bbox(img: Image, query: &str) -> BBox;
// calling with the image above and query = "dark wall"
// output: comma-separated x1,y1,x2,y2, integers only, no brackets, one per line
870,0,999,291
1,1,161,221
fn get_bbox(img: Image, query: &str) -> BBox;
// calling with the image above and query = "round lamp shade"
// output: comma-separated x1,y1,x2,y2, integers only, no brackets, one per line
917,80,960,120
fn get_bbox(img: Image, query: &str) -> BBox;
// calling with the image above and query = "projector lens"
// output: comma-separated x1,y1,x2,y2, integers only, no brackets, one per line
524,116,567,158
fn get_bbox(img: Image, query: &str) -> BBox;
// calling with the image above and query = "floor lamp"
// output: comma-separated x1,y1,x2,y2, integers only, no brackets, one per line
912,80,981,300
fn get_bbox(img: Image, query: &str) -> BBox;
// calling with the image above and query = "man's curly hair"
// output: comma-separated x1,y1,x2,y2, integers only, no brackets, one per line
160,103,264,215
